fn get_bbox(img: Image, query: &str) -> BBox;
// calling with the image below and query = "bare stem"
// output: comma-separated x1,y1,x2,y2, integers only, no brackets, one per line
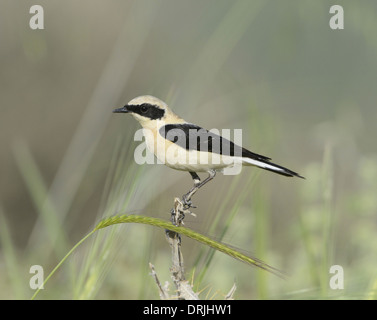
149,263,169,300
165,197,199,300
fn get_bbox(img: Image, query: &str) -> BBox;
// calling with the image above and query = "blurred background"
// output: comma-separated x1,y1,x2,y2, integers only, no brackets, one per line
1,0,377,299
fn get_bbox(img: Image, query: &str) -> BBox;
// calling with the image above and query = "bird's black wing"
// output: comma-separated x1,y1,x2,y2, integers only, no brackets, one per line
159,123,271,161
159,123,304,178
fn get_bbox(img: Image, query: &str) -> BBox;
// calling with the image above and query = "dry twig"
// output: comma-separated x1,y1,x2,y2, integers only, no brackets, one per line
150,197,199,300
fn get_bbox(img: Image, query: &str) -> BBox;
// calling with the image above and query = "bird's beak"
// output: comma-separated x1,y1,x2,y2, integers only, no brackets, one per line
113,105,130,113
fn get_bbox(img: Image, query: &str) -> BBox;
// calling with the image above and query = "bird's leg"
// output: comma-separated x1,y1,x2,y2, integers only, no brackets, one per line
181,172,201,209
182,170,216,209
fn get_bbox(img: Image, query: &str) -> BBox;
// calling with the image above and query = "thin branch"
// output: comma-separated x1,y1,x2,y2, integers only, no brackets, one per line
165,197,199,300
149,263,169,300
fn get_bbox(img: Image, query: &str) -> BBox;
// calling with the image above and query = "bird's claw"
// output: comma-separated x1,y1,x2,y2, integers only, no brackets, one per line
182,194,197,209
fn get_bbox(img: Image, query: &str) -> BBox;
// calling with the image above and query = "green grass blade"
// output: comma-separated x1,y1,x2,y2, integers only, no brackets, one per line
94,215,284,277
12,140,70,255
0,208,25,299
31,213,284,300
31,230,96,300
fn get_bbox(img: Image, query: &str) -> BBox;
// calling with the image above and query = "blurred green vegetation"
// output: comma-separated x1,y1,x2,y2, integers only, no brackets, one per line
1,0,377,299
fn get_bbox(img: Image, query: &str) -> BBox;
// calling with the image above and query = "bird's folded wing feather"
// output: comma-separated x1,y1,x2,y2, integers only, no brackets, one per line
159,123,271,161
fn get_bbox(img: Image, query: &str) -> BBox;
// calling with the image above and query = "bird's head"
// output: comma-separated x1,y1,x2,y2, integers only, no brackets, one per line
113,95,180,129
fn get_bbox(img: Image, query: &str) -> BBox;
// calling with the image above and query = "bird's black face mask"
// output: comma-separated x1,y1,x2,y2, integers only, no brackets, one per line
113,103,165,120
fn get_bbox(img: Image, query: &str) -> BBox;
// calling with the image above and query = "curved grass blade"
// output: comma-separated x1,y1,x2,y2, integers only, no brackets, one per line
95,215,285,278
31,214,284,299
31,230,96,300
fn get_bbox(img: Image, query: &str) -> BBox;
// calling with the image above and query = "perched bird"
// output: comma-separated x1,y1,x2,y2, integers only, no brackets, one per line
113,95,304,207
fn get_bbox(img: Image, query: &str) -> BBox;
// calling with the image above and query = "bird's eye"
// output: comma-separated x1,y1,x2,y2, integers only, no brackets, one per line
140,105,148,113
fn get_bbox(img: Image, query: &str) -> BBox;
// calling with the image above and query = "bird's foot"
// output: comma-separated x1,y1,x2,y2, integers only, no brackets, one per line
182,193,197,210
